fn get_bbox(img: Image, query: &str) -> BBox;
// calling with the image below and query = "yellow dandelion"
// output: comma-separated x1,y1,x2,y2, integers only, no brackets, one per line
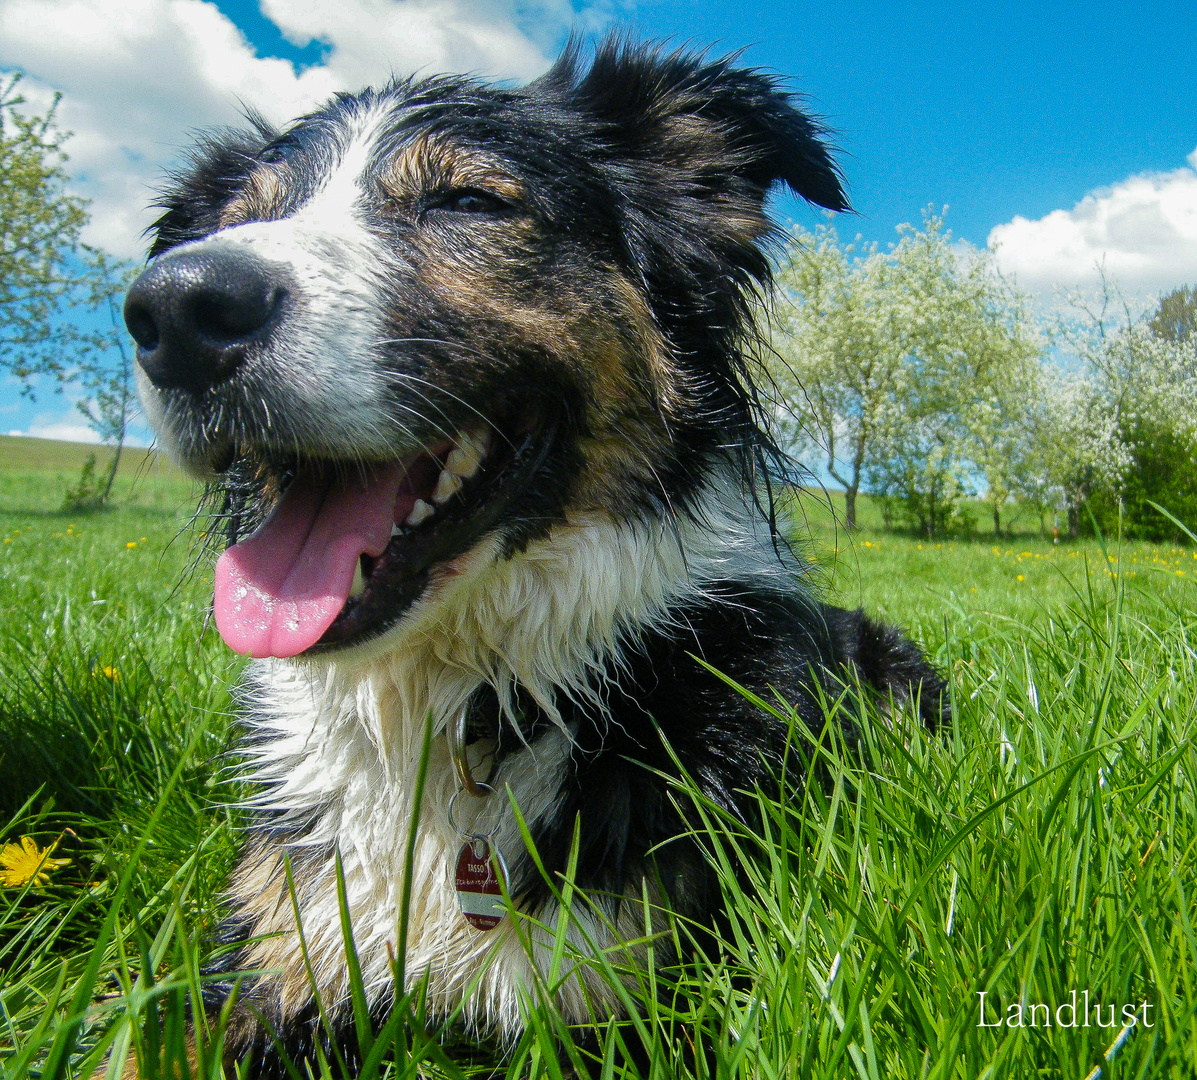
126,541,137,549
1017,574,1025,582
96,665,120,681
140,536,147,543
0,836,71,889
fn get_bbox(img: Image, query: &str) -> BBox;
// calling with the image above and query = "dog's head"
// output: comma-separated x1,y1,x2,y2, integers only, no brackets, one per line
126,40,845,660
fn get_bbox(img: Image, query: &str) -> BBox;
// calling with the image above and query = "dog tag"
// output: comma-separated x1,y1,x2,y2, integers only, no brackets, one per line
454,839,506,931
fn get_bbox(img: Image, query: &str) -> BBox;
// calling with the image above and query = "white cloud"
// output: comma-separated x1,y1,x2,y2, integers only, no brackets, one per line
0,0,581,259
8,421,100,443
8,418,150,446
989,149,1197,300
261,0,556,88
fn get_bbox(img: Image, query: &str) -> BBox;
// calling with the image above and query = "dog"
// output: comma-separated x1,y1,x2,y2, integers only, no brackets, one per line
124,38,946,1074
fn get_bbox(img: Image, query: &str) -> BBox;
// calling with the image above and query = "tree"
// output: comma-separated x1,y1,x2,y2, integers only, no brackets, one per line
770,224,898,530
0,74,93,384
1105,322,1197,541
64,257,140,508
773,213,1042,536
1148,284,1197,345
1054,275,1197,539
1017,365,1129,539
882,217,1041,537
1,74,140,509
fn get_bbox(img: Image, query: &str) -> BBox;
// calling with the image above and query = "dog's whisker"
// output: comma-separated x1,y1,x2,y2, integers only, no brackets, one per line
385,370,514,448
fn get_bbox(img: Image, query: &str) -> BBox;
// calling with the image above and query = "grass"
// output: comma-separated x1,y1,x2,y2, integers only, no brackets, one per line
1,437,1195,1078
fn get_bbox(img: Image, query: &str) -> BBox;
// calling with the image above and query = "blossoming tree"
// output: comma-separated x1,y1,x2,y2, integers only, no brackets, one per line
772,214,1041,536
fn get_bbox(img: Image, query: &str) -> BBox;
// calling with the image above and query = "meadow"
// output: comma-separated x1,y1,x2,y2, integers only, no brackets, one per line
1,434,1194,1079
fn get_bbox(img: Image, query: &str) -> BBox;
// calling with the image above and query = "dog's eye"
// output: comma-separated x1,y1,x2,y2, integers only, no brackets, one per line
425,188,508,215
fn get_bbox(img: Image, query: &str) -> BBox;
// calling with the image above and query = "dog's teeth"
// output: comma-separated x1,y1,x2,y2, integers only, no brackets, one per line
391,523,403,538
467,425,493,458
349,560,366,599
445,443,482,479
446,426,492,478
431,470,462,505
406,498,435,527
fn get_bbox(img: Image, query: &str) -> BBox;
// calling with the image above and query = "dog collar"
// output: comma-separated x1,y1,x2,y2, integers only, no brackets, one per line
447,700,489,796
447,702,509,931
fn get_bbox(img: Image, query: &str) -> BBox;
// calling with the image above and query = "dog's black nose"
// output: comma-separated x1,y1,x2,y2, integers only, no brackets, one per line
125,247,287,391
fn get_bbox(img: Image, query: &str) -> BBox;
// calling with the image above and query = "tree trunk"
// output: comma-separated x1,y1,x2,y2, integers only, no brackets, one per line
100,438,123,506
829,440,864,532
1068,502,1080,540
99,366,129,507
992,503,1001,537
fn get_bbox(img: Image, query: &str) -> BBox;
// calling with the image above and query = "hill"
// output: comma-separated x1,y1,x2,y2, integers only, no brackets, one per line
0,434,195,513
0,434,177,476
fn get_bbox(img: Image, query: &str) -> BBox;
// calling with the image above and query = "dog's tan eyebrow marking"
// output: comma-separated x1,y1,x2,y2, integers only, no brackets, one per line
609,272,683,416
380,133,525,204
220,163,287,226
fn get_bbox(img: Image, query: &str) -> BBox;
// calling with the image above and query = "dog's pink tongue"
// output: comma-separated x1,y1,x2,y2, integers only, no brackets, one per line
213,465,403,658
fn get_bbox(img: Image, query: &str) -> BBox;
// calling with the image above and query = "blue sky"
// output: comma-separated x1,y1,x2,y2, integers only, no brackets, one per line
1,0,1195,443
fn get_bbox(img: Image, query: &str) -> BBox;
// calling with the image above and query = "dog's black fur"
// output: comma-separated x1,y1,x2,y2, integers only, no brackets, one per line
125,38,947,1076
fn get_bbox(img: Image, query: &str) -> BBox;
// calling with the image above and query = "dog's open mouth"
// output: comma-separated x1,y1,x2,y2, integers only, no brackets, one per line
213,418,554,658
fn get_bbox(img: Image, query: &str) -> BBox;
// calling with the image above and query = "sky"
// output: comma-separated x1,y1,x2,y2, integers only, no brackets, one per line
1,0,1195,443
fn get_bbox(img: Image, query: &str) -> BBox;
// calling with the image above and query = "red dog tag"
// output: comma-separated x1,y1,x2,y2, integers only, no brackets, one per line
454,840,506,931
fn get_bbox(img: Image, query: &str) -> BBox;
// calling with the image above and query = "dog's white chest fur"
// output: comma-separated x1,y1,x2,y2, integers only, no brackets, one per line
226,502,772,1035
231,663,587,1036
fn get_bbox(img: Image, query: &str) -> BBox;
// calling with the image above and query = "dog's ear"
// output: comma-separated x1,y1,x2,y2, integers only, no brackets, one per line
540,38,847,214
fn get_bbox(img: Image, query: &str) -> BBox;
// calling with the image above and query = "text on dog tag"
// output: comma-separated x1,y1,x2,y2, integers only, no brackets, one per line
454,839,506,931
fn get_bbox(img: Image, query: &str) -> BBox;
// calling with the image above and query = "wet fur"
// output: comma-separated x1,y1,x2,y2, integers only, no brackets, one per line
133,39,947,1075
